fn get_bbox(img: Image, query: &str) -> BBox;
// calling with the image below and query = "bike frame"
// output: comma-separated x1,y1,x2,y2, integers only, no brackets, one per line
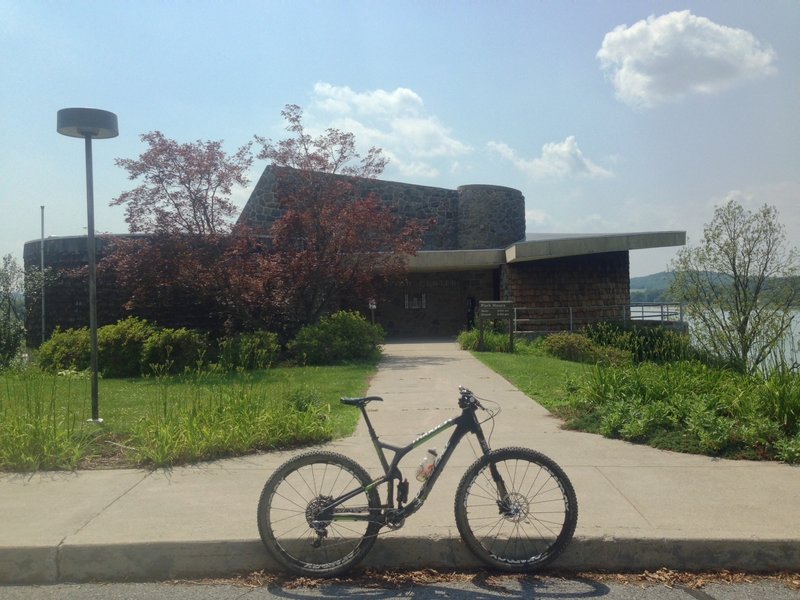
326,399,503,527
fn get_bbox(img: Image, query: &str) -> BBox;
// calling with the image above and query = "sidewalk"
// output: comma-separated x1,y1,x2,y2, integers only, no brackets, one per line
2,341,799,583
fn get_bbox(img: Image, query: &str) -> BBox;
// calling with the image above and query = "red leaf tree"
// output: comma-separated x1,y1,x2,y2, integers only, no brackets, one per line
104,107,425,335
112,131,253,235
255,105,426,327
106,231,279,333
105,133,276,332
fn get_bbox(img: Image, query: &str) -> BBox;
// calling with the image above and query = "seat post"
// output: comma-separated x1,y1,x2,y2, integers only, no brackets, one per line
359,404,381,443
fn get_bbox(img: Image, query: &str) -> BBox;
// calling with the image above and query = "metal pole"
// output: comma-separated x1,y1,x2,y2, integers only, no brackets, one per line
84,135,101,422
40,205,45,344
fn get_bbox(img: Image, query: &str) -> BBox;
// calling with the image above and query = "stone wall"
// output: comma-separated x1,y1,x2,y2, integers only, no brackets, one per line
456,185,525,250
373,270,497,337
23,235,221,347
23,236,131,346
502,252,630,331
238,166,525,251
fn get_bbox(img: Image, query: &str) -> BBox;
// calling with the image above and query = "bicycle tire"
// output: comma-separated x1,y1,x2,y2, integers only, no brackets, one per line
454,447,577,571
257,451,382,576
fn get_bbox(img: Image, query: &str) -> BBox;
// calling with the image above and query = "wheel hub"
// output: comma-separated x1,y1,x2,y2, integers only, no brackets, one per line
499,492,530,523
306,495,334,529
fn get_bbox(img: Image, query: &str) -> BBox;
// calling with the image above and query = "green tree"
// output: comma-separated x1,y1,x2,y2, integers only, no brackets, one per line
670,199,798,373
0,254,24,367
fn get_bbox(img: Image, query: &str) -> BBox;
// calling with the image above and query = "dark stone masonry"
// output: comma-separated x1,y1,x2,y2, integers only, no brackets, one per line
238,166,526,251
24,166,673,342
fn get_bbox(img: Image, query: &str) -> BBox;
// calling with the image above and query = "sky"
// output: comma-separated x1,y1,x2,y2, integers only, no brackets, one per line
1,0,798,277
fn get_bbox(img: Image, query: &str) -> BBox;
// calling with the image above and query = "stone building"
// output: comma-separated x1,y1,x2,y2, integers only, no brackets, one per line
238,166,686,337
24,165,684,342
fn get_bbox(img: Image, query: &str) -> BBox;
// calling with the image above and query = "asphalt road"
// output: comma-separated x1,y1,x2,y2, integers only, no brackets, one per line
2,576,799,600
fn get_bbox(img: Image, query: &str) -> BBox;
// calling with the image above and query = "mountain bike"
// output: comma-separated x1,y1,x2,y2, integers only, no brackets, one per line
257,386,578,576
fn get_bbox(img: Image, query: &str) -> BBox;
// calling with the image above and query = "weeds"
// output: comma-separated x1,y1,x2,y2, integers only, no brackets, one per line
560,361,800,462
0,363,374,472
130,381,333,467
467,321,800,464
0,371,97,470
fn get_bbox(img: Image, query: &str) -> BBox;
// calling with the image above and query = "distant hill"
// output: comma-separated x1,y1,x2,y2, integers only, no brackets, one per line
631,271,799,304
630,272,675,291
630,271,675,302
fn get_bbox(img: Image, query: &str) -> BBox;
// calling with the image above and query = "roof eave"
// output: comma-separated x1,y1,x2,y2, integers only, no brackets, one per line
506,231,687,263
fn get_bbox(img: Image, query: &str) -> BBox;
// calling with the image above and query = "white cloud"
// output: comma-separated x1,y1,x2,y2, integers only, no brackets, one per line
387,155,441,179
324,116,387,149
312,83,423,116
309,83,471,179
525,209,548,227
488,137,613,180
388,116,471,158
597,10,777,108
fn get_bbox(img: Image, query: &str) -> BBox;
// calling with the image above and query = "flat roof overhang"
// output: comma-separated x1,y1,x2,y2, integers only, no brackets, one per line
406,248,506,272
407,231,686,272
507,231,686,263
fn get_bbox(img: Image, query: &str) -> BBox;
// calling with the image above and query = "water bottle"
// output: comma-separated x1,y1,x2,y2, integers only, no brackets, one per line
415,448,438,482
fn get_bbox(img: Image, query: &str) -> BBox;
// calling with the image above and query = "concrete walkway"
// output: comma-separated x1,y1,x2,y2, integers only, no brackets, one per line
1,341,799,583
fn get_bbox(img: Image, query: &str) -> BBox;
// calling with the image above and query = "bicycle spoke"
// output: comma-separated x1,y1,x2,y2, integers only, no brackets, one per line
455,448,577,571
258,451,382,576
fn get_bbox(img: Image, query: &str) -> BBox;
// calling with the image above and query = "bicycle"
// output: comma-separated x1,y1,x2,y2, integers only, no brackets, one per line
257,386,578,576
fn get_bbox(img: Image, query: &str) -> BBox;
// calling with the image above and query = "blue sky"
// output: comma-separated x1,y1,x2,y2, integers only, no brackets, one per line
1,0,798,276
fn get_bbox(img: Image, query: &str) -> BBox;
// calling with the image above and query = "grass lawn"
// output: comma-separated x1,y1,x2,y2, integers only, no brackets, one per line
471,351,588,412
0,362,376,471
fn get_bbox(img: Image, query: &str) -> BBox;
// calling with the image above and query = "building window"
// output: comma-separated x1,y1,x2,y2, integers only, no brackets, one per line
405,293,426,309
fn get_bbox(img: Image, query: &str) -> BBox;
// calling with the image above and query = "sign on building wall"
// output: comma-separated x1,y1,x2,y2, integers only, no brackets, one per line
478,301,514,352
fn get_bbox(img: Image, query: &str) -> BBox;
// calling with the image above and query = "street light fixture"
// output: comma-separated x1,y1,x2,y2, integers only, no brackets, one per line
57,108,118,423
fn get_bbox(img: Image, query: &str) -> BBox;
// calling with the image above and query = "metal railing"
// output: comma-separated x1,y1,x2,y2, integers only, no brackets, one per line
513,303,685,334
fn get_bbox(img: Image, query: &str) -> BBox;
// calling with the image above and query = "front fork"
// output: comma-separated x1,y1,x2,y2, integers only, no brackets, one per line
472,419,510,502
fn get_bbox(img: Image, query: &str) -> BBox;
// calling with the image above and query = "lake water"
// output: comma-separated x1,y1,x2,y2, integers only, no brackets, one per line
683,309,799,369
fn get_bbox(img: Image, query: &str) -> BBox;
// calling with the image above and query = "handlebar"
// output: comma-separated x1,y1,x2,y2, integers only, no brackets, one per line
458,386,483,410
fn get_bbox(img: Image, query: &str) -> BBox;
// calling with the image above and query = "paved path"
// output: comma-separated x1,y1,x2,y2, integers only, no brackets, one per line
1,341,799,583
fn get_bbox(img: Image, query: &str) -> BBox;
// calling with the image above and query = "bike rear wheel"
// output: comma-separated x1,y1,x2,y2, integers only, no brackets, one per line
454,447,577,571
257,451,381,576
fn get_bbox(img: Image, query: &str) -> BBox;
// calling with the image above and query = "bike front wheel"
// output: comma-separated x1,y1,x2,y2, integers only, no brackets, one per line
454,447,577,571
257,451,382,576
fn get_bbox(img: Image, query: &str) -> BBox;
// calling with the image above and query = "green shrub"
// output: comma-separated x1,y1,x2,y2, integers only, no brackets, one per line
775,435,800,464
758,366,800,437
141,328,208,375
288,311,383,365
98,317,158,378
38,327,91,372
457,328,514,352
542,332,595,362
0,318,24,370
583,322,695,364
562,361,800,459
217,331,281,371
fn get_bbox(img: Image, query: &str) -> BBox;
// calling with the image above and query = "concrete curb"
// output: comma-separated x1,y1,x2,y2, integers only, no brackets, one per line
3,536,799,584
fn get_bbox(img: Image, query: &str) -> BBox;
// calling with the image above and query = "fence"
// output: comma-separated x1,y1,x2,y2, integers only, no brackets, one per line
513,302,685,334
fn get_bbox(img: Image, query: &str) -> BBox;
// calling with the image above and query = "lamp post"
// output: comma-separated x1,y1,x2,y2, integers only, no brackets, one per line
40,205,45,345
57,108,118,423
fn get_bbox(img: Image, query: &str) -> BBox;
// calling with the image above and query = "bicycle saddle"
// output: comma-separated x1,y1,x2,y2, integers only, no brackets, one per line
340,396,383,407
